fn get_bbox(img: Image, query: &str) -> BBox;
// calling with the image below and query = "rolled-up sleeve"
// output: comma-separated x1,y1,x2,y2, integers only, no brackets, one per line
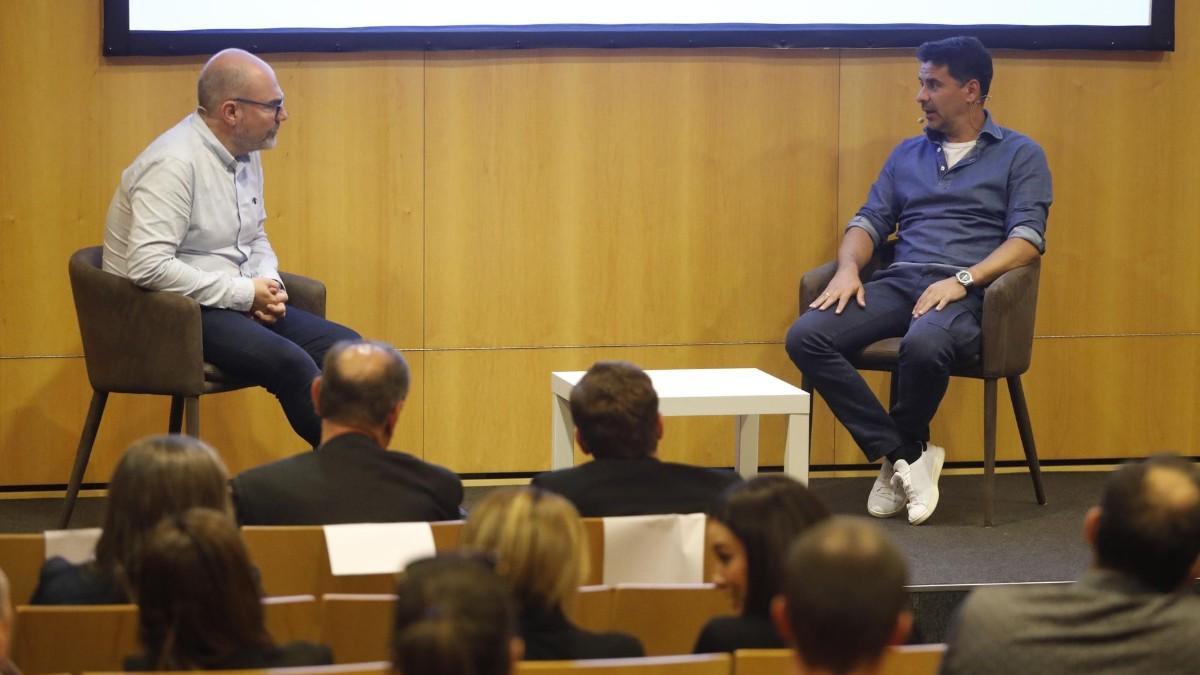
1004,143,1053,254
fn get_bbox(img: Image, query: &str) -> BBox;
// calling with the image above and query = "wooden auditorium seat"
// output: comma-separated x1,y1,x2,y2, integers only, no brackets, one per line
734,645,948,675
561,585,614,633
0,533,46,606
608,584,730,656
84,663,392,675
319,594,395,664
517,653,730,674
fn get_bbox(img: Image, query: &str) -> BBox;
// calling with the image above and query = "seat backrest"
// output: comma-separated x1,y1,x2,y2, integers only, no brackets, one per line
517,653,731,674
84,663,392,675
734,644,946,675
609,584,731,656
263,595,321,644
241,526,394,597
68,246,205,395
0,533,45,605
562,585,614,633
319,594,395,664
12,603,139,673
579,518,717,587
979,258,1040,377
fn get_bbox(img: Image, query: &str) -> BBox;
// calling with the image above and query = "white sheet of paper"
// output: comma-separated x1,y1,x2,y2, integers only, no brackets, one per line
601,513,705,585
323,522,436,576
43,528,102,563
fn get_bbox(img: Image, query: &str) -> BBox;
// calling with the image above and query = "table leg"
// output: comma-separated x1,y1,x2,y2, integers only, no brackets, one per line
783,413,810,485
552,395,576,470
734,414,761,479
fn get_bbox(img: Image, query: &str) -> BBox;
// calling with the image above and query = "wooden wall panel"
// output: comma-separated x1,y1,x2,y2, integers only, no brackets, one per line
423,50,840,348
422,345,837,474
0,353,424,487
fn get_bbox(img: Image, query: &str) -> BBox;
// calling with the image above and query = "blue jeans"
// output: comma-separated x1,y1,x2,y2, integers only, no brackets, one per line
785,265,982,462
201,306,360,447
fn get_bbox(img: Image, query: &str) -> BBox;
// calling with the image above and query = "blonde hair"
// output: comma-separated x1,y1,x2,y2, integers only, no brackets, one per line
461,488,589,610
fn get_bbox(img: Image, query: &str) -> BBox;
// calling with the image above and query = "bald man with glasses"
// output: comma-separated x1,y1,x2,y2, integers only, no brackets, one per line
103,48,359,447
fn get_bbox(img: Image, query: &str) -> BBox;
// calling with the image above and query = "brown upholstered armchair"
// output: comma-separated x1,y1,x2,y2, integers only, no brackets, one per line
798,241,1046,526
64,246,327,526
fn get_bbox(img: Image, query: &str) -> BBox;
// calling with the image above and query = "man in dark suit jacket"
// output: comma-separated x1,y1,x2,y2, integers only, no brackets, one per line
939,455,1200,675
232,340,462,524
532,360,740,517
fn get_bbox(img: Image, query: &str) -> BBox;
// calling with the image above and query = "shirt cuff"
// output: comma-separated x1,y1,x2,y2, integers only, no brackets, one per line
229,277,255,312
1008,225,1045,254
846,216,882,247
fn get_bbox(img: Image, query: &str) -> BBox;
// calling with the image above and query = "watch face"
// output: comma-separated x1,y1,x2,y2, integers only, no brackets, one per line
956,270,972,285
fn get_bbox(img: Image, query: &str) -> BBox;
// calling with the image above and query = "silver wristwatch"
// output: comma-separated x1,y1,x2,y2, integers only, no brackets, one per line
955,269,974,288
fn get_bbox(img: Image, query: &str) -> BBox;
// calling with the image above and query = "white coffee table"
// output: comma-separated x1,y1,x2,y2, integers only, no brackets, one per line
551,368,811,482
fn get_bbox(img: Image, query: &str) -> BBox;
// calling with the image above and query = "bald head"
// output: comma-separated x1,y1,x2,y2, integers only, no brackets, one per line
1094,454,1200,592
777,518,910,674
197,48,277,115
317,340,410,431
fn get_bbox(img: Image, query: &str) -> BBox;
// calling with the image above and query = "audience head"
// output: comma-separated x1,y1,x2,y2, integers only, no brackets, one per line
461,487,588,612
133,507,270,669
392,554,522,675
916,36,993,100
773,518,911,675
0,567,11,661
569,360,661,459
707,475,830,617
1087,454,1200,592
95,434,230,590
315,340,411,444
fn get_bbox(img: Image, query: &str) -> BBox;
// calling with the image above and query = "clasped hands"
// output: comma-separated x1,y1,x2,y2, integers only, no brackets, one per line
251,277,289,325
810,270,966,317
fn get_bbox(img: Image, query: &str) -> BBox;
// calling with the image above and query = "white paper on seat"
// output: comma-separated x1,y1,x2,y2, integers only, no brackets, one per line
323,522,436,576
43,528,102,563
601,513,705,585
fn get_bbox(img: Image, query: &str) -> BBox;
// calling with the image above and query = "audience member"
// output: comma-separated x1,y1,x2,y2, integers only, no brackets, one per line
0,569,20,675
125,508,332,670
940,454,1200,675
772,518,912,675
232,340,462,524
462,487,644,660
694,475,830,653
533,360,741,516
31,434,230,604
393,554,522,675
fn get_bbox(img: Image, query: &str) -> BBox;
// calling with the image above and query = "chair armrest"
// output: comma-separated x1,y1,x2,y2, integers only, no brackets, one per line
69,254,205,395
279,271,326,319
979,258,1041,377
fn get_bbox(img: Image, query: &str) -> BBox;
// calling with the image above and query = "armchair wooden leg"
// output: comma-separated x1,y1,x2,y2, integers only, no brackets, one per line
60,390,108,529
983,378,997,527
184,396,200,438
168,396,184,434
1007,376,1046,505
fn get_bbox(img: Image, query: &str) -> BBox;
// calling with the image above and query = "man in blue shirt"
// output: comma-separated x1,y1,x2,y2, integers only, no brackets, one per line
786,37,1052,525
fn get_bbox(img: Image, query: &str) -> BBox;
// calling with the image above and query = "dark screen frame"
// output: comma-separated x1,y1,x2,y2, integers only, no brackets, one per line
102,0,1174,56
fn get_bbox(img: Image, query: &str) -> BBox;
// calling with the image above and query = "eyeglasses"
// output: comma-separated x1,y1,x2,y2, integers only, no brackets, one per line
232,97,285,121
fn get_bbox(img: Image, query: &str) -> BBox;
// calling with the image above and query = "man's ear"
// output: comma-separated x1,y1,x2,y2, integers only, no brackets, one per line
890,610,913,646
769,595,794,645
655,413,664,441
310,376,323,415
509,636,525,665
1084,506,1102,549
575,428,593,457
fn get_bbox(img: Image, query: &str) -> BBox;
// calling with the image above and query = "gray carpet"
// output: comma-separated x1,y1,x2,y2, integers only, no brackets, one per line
0,470,1103,587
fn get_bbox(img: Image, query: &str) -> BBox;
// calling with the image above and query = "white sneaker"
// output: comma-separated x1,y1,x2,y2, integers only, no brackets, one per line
867,459,906,518
891,444,946,525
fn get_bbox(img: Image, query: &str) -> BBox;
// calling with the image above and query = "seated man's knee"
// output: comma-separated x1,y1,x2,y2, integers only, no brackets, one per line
898,329,955,371
786,314,834,368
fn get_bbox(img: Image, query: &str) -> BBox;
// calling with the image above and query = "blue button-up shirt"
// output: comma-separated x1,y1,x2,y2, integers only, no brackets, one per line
848,111,1052,271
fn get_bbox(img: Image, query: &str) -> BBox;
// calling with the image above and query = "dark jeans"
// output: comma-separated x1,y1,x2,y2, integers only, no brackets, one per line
201,306,360,447
785,265,982,462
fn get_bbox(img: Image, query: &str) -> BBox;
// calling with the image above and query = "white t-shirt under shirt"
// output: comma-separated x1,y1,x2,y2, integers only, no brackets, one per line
942,139,977,170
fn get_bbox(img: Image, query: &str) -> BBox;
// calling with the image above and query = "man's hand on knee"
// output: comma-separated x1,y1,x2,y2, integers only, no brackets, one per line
252,277,289,324
912,277,966,318
811,269,867,314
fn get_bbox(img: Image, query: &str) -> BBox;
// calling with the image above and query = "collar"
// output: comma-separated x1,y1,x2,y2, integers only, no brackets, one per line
189,111,241,172
923,109,1004,145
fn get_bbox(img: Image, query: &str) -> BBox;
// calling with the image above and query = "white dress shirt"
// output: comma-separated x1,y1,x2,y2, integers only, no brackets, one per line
103,112,282,311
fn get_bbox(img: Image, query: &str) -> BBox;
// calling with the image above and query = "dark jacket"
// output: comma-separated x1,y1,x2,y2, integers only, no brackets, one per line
532,457,741,517
123,641,333,670
693,614,783,654
231,432,463,525
520,604,644,661
29,557,127,605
